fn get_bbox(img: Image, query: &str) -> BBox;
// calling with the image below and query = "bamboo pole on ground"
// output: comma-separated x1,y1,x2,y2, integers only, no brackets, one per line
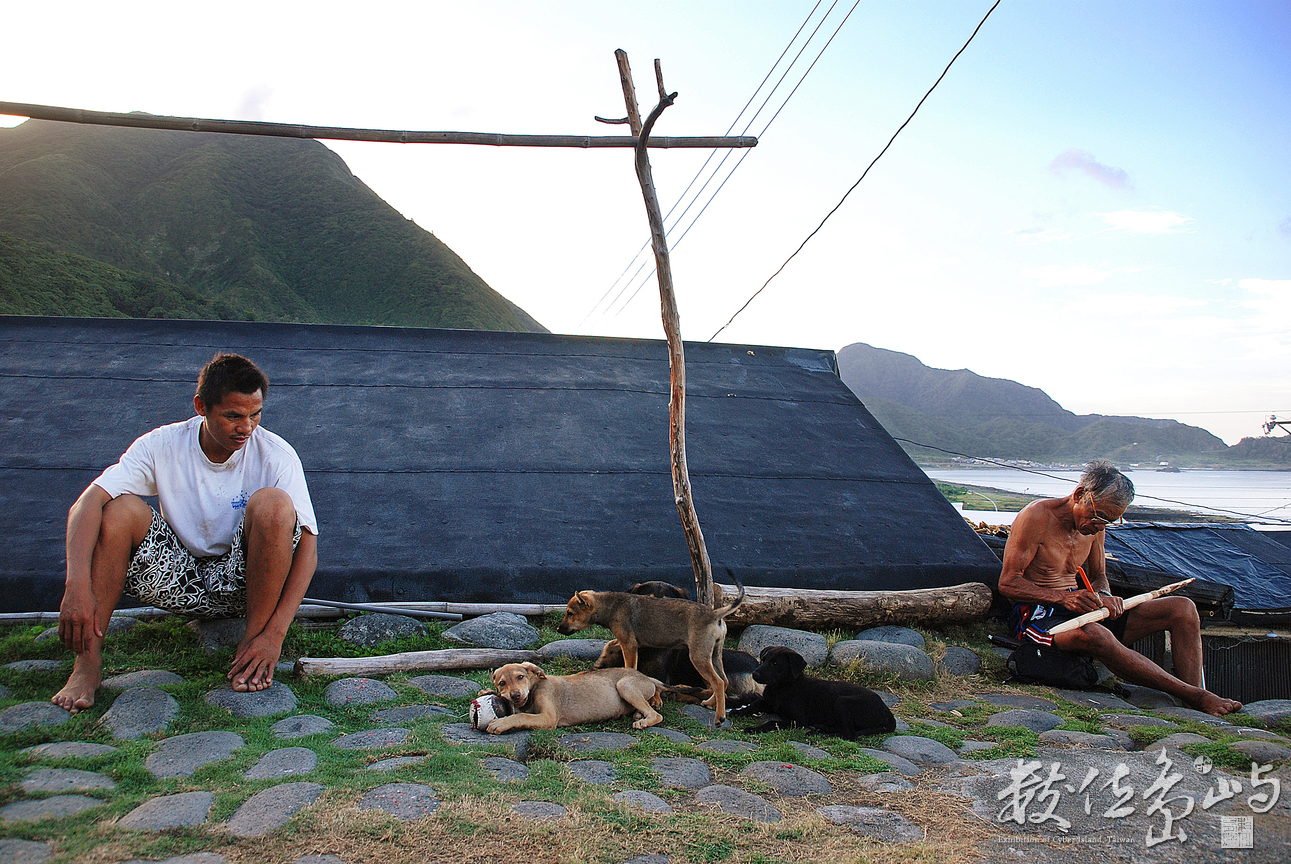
609,51,715,607
295,648,539,678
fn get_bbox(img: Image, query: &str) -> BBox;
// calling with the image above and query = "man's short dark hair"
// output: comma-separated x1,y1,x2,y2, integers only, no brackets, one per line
1081,459,1135,509
196,353,269,408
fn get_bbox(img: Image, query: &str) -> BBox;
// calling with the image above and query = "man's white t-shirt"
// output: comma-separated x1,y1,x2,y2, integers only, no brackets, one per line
93,416,318,558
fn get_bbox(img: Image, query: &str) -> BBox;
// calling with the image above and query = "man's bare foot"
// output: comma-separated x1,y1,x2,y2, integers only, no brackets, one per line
1193,691,1242,717
228,631,281,692
51,655,102,714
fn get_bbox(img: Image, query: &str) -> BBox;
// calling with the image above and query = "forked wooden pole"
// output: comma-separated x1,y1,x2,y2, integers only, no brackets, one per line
609,50,715,606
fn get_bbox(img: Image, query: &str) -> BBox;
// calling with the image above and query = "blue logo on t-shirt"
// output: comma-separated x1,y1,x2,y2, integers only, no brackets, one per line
231,491,250,511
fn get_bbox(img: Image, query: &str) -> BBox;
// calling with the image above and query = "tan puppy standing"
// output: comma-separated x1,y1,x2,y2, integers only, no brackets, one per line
483,662,666,734
555,576,745,725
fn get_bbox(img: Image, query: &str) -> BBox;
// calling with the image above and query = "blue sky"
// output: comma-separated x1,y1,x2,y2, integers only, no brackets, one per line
2,1,1288,444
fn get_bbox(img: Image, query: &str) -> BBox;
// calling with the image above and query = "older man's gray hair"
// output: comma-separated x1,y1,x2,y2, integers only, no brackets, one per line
1080,460,1135,509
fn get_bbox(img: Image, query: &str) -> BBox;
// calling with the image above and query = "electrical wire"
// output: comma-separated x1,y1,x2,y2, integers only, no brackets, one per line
896,436,1291,524
709,0,1004,342
579,1,830,327
610,0,865,319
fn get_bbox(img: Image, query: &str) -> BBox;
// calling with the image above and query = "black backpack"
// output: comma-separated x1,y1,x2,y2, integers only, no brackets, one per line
1006,643,1100,689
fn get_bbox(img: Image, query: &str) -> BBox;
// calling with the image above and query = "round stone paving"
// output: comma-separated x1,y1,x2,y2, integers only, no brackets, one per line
145,731,244,778
613,790,673,814
882,735,958,765
357,782,440,820
244,747,318,780
119,791,215,831
512,800,567,820
0,839,53,864
325,677,397,707
817,805,922,842
101,669,185,689
0,794,106,823
406,675,481,698
986,709,1064,733
559,731,636,753
788,741,830,760
482,757,529,782
272,714,334,739
229,782,325,837
101,687,180,739
0,702,70,734
21,741,119,759
694,785,781,822
568,760,617,785
741,761,832,795
21,768,116,794
650,757,711,789
5,659,65,672
205,681,298,718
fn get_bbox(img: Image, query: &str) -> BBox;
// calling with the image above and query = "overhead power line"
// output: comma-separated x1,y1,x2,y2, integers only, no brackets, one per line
582,0,860,326
708,0,1004,342
897,437,1291,525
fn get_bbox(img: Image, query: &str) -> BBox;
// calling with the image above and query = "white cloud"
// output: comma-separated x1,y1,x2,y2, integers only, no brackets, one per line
1048,148,1131,190
1101,210,1194,234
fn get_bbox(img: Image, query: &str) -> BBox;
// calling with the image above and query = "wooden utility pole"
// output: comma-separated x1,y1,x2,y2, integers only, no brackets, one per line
605,51,714,606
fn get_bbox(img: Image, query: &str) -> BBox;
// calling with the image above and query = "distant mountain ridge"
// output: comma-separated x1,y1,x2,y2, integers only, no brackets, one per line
837,342,1287,468
0,118,545,332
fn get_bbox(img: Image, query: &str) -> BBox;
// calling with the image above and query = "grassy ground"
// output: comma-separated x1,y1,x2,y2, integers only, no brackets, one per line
2,614,1284,864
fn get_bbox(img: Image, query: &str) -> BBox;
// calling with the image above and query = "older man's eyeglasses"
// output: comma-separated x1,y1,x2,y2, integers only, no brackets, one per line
1086,491,1118,528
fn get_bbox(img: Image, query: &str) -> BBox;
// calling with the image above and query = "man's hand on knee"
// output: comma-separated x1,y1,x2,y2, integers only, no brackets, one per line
58,586,103,654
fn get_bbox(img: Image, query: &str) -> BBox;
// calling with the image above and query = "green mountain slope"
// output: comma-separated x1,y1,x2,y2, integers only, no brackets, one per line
838,342,1286,468
0,118,545,332
0,231,253,319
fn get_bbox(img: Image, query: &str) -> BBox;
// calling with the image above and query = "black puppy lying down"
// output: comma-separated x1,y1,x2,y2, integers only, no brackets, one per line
731,646,896,738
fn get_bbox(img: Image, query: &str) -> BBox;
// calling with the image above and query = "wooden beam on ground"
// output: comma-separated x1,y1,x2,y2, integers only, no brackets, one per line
712,582,993,630
0,101,757,149
294,648,539,678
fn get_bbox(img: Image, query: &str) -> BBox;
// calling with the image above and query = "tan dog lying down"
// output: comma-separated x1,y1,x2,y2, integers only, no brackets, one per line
483,662,666,734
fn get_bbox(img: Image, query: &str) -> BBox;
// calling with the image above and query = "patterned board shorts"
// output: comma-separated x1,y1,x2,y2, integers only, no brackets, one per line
123,508,302,619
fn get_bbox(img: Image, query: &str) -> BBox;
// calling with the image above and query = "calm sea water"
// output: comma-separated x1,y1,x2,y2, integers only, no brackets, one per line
924,468,1291,525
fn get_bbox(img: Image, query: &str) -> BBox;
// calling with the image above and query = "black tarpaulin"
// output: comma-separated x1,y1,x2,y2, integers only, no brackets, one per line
0,316,1002,613
1104,524,1291,612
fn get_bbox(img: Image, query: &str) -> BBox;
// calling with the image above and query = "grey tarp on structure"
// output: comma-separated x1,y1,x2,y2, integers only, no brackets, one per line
0,316,1001,613
1104,524,1291,612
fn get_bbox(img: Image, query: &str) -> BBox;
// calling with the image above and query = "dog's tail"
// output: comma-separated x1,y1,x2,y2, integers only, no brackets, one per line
714,567,746,619
644,676,711,704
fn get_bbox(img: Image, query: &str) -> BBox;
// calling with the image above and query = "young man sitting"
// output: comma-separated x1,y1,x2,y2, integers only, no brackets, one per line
53,353,318,712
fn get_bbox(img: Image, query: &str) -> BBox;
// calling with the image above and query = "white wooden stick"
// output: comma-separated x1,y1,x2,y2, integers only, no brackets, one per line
1047,578,1196,635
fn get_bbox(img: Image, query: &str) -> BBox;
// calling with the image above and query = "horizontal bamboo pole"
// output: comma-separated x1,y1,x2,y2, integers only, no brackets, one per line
0,102,758,150
0,600,565,625
295,647,538,677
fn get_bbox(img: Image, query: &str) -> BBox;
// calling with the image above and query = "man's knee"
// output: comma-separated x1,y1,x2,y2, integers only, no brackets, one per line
99,494,152,542
245,488,294,532
1059,622,1119,655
